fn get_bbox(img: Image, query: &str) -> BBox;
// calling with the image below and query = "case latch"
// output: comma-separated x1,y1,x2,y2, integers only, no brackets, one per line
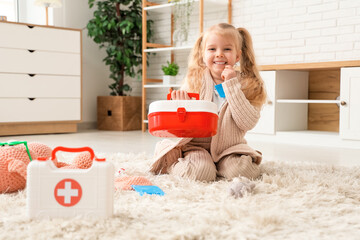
177,107,186,122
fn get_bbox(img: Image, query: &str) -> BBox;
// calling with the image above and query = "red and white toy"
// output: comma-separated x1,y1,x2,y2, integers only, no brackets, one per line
0,141,52,193
27,146,114,219
148,93,218,138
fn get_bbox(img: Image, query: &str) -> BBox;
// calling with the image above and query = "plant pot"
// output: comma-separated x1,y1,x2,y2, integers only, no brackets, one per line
97,96,141,131
163,75,176,85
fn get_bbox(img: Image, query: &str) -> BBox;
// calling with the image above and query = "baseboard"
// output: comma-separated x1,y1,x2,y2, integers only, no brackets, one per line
0,122,78,136
247,131,360,149
78,121,97,131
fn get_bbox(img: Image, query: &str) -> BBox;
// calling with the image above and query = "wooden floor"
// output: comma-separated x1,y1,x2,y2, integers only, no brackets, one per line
1,129,359,167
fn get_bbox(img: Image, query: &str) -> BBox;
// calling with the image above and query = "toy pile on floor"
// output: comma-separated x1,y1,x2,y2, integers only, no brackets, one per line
1,140,253,219
0,141,160,194
1,140,253,196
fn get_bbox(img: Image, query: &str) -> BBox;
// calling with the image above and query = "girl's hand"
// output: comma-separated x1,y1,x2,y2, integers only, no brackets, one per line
171,90,191,100
221,65,237,81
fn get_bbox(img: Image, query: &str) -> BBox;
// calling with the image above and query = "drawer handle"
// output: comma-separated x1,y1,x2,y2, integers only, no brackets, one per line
28,74,36,77
28,98,36,101
27,25,35,29
28,49,36,53
340,101,346,106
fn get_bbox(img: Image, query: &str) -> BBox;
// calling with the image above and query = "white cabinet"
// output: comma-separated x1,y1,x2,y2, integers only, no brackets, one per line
249,63,360,146
0,22,80,53
0,48,80,75
0,22,82,136
340,67,360,140
250,70,309,134
0,99,81,123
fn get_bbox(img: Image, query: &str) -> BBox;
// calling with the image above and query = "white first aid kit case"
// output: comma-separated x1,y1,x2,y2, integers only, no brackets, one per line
27,146,114,219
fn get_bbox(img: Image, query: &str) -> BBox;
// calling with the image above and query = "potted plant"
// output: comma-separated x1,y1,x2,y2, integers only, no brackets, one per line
162,61,179,85
87,0,153,131
171,0,194,46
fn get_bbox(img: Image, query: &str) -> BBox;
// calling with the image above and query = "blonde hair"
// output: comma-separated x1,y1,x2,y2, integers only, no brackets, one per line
184,23,267,107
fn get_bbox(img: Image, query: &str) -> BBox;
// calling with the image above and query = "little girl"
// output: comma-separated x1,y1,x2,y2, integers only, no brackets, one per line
150,23,267,181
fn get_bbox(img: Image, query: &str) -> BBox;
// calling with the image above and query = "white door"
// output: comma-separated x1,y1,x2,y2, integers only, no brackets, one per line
249,71,276,134
340,67,360,140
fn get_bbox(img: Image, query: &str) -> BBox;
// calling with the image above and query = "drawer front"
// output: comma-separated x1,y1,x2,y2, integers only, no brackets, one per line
0,74,80,98
0,98,81,123
0,48,80,75
0,22,80,53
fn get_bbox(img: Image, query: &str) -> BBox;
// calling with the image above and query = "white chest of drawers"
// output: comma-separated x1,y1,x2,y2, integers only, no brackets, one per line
0,22,82,136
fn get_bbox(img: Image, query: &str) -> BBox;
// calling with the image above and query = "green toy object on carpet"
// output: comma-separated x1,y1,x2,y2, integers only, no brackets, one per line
0,141,32,161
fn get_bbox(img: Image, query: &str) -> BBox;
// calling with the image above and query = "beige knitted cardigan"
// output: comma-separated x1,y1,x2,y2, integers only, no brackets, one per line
150,69,262,174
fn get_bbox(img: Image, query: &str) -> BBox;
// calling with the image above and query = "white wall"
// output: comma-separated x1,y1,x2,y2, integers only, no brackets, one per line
145,0,360,109
233,0,360,64
53,0,113,126
51,0,360,126
0,0,18,22
18,0,54,25
53,0,143,126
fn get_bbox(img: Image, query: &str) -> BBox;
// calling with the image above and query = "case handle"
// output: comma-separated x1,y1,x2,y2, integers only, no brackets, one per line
51,146,95,160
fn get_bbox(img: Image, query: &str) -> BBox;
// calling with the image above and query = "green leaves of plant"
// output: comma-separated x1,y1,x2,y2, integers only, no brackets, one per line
162,61,179,76
87,0,151,96
119,20,134,35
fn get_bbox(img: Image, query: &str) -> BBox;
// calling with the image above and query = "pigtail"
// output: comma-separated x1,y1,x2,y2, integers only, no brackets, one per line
184,34,206,93
238,28,257,77
237,27,267,107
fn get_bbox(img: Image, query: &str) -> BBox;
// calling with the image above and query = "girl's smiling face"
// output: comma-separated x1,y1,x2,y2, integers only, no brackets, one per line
203,33,240,81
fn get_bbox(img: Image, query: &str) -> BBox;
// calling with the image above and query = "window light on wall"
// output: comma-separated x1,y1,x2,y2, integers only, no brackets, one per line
0,0,18,22
34,0,62,25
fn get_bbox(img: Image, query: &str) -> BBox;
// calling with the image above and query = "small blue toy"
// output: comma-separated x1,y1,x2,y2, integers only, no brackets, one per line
131,185,165,196
215,84,225,98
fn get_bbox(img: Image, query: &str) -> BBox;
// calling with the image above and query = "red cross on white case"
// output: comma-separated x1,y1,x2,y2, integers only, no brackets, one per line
27,146,115,219
54,179,82,207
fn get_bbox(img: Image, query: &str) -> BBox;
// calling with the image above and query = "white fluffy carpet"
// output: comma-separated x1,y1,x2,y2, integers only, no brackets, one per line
1,152,360,240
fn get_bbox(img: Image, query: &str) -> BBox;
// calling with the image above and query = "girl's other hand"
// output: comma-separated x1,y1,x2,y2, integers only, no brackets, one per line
171,90,191,100
221,65,237,81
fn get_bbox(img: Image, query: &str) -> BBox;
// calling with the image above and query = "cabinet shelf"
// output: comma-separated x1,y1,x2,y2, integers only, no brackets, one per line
276,99,341,104
144,1,189,11
144,45,192,53
250,67,360,142
144,0,226,12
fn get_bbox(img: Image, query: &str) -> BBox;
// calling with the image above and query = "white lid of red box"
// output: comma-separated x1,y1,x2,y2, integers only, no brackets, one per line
148,100,218,115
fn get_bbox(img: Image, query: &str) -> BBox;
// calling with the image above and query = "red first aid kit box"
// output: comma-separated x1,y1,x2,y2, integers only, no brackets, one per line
148,93,218,138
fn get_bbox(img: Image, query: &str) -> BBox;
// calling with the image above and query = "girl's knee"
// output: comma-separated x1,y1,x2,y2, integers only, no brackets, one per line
217,155,260,180
152,140,182,174
154,139,175,156
170,151,216,181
